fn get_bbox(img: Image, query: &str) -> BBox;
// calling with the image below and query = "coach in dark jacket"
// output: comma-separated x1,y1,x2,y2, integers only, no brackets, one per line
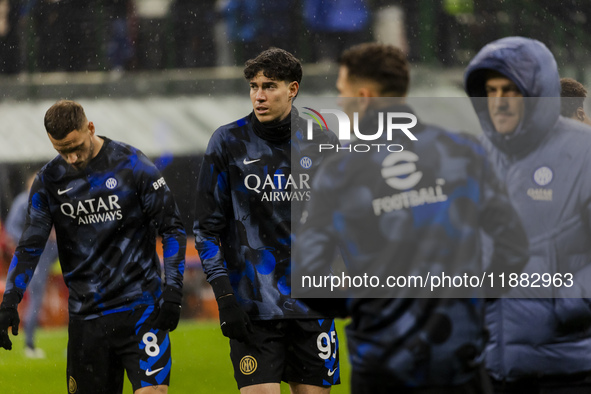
465,36,591,392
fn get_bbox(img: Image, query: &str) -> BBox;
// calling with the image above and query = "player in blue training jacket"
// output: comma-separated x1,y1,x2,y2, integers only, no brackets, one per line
0,100,186,394
294,43,529,394
194,48,341,393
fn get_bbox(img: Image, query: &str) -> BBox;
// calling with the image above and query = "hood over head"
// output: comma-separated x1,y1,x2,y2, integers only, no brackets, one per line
464,36,560,156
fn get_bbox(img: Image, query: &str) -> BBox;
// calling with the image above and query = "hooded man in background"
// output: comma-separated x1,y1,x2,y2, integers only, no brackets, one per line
465,36,591,393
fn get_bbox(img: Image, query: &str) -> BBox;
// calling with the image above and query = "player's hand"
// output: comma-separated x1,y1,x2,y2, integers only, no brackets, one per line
0,307,20,350
217,294,253,343
154,286,183,332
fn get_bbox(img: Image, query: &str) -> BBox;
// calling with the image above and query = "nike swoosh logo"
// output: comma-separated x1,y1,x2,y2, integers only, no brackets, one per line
57,187,73,195
145,367,164,376
327,368,337,377
243,158,260,165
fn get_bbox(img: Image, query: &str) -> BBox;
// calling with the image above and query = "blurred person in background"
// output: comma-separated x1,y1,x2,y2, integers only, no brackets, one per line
104,0,135,71
32,0,65,72
560,77,591,126
0,0,24,73
32,0,99,71
4,171,58,359
223,0,297,65
295,42,527,394
170,0,216,68
302,0,371,63
465,36,591,393
132,0,170,70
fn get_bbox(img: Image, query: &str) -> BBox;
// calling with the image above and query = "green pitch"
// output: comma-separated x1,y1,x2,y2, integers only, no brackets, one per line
0,319,351,393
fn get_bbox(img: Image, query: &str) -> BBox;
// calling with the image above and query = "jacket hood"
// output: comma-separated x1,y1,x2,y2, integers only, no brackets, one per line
464,36,560,156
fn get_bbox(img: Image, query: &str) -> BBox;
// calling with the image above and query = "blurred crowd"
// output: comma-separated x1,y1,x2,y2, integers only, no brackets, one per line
0,0,589,74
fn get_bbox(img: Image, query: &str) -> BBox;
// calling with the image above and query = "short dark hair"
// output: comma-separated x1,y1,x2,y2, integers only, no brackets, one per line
339,43,409,96
560,77,587,117
44,100,88,140
243,47,302,84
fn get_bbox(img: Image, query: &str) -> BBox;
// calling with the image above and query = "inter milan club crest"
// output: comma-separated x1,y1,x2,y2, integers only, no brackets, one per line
300,156,312,169
533,166,553,186
240,355,257,375
68,376,77,393
105,177,118,189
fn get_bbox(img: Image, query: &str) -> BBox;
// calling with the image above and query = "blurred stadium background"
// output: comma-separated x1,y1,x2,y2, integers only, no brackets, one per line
0,0,590,392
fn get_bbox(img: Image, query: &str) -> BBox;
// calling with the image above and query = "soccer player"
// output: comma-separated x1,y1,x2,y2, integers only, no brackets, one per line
4,172,58,359
0,100,186,394
560,77,591,125
193,48,341,393
465,36,591,392
294,42,529,393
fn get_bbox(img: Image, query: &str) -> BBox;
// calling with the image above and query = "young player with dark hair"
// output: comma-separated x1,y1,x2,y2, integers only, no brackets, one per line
0,100,186,394
560,77,591,125
194,47,341,393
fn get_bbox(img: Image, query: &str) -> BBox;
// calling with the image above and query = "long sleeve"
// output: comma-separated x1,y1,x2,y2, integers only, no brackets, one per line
479,158,529,280
193,130,232,295
135,153,186,291
293,163,338,285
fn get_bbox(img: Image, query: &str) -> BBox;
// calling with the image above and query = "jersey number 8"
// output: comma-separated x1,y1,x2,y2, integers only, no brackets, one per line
143,332,160,357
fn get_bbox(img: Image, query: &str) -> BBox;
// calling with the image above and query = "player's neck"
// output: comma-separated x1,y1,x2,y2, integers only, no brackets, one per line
251,110,292,143
91,135,105,160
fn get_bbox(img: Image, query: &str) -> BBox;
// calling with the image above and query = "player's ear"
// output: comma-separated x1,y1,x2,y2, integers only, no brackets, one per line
288,81,299,99
576,107,586,122
88,121,95,135
357,88,373,113
358,87,372,98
